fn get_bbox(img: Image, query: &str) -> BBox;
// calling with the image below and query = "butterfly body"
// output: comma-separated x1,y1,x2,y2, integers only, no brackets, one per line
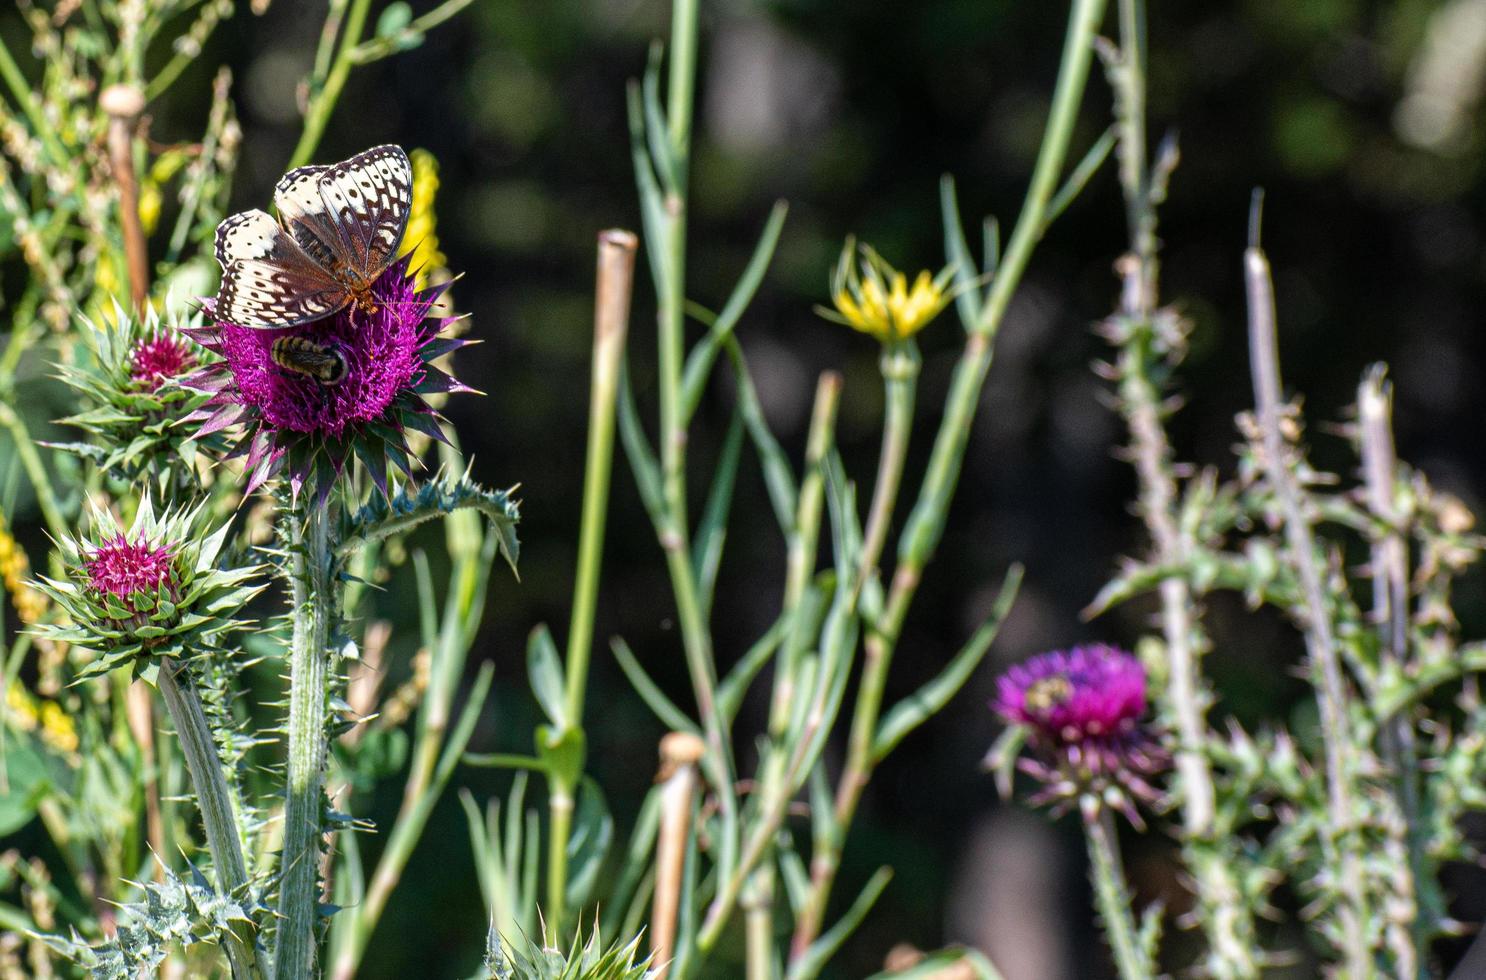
270,336,349,386
213,145,412,329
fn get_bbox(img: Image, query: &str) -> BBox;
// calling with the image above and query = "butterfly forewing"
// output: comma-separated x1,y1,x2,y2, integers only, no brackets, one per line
212,144,412,329
273,166,344,273
315,145,412,285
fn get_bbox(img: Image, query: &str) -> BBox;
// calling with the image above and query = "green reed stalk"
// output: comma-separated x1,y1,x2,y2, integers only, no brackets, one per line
546,230,638,937
276,498,335,979
1085,809,1154,980
157,656,267,980
791,0,1110,954
857,343,918,587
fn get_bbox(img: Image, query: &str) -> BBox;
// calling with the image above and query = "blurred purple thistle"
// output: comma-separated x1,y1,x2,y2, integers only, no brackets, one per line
994,643,1166,825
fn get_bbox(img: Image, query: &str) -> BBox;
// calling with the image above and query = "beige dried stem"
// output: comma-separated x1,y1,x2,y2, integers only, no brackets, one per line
651,730,705,978
100,84,149,313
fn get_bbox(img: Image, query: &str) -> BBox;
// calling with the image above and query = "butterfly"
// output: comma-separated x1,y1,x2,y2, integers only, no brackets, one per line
270,336,349,386
213,145,413,329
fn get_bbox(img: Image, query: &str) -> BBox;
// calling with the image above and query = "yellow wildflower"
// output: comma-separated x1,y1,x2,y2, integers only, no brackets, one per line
399,148,447,287
0,507,46,626
6,680,39,732
819,237,956,343
38,700,78,754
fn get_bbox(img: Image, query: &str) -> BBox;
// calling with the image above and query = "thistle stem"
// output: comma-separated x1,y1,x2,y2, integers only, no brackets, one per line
791,0,1109,955
1085,808,1154,980
1246,226,1372,977
275,499,335,979
158,656,266,980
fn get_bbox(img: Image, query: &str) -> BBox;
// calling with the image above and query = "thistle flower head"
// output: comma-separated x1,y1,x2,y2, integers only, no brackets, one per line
819,237,956,343
994,644,1165,824
30,495,265,683
130,332,197,391
186,256,472,500
55,305,213,489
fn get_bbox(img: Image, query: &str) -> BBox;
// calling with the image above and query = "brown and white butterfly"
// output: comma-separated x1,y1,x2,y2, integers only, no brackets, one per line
213,145,413,329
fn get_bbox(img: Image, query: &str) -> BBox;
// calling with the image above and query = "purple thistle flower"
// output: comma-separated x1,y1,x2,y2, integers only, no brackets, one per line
185,256,473,499
129,334,197,392
994,644,1165,824
85,534,179,638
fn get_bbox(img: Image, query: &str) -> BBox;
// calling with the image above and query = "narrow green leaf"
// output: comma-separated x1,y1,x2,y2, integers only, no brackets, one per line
1042,125,1117,231
680,200,790,419
872,564,1023,762
617,362,666,526
787,867,894,980
717,610,790,726
724,338,797,530
611,637,699,735
939,175,984,329
692,408,746,618
564,777,614,913
527,624,568,729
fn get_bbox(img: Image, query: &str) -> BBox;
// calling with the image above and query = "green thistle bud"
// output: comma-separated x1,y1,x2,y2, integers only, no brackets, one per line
31,495,265,683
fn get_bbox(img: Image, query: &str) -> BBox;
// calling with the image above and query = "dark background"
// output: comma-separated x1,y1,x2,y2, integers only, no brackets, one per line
90,0,1486,975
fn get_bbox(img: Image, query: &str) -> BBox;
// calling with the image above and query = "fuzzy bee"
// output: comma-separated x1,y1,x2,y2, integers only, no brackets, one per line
270,336,349,386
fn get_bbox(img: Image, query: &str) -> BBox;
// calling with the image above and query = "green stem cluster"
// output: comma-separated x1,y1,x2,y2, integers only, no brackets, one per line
793,0,1110,951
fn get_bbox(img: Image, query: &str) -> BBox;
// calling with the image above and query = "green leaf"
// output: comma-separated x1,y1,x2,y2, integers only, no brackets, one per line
527,624,568,729
692,408,745,619
535,724,586,791
611,637,698,736
0,741,50,835
680,200,790,419
872,564,1023,762
564,778,614,914
940,175,984,329
787,867,893,980
1042,124,1117,231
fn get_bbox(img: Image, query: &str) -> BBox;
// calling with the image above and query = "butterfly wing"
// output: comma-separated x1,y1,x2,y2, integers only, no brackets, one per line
273,165,348,275
315,145,412,285
214,209,349,328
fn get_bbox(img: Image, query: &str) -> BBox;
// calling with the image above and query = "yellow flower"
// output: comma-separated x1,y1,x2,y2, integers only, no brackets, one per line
399,148,447,288
0,507,46,626
6,680,38,732
38,700,78,754
819,237,956,343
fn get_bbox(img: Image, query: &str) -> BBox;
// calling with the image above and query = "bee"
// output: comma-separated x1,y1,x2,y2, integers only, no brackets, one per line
270,336,349,386
1024,675,1073,712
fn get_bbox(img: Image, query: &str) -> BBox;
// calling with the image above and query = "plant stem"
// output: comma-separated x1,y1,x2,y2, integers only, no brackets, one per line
0,401,67,541
1085,808,1154,980
791,0,1109,955
857,343,918,589
1358,368,1427,975
1246,227,1372,977
546,230,638,937
289,0,373,169
652,733,704,980
158,657,266,980
276,499,334,979
101,85,149,313
564,230,638,724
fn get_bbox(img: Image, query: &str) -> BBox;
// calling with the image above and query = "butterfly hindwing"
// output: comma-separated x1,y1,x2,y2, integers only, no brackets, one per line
316,145,412,285
217,258,349,329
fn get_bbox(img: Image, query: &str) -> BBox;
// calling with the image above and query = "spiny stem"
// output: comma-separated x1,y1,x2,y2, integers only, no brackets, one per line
275,499,335,979
792,0,1109,955
1085,808,1154,980
1246,227,1372,977
1358,368,1426,974
158,657,266,980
